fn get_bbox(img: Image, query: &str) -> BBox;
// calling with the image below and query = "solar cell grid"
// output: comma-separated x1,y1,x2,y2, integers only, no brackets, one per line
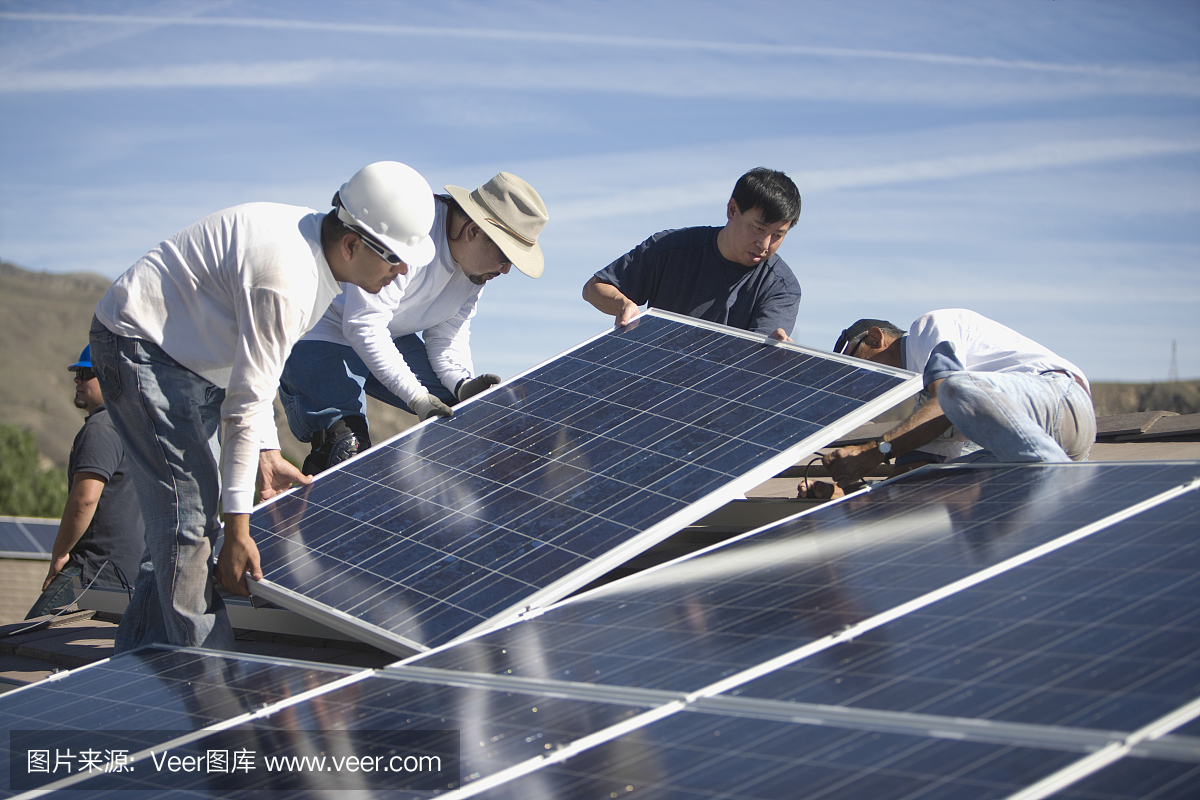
729,489,1200,733
0,516,56,557
1043,756,1200,799
0,646,357,797
250,311,917,653
453,710,1084,800
21,666,662,798
407,462,1200,693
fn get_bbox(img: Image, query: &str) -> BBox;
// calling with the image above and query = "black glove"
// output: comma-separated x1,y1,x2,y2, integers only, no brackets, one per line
457,374,501,402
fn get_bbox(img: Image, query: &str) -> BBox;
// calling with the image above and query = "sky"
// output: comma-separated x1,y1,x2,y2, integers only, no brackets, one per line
1,0,1198,383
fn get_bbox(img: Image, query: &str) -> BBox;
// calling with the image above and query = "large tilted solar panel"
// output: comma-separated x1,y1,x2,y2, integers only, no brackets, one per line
407,461,1200,694
249,310,920,655
0,516,57,559
0,646,359,798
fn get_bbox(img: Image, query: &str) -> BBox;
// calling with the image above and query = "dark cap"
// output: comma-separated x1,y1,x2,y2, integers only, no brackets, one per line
833,319,894,355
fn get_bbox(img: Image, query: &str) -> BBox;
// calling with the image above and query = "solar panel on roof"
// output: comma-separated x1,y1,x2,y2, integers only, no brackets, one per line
407,462,1200,694
455,709,1087,800
0,516,57,559
7,462,1200,800
249,310,920,655
0,646,360,797
731,488,1200,733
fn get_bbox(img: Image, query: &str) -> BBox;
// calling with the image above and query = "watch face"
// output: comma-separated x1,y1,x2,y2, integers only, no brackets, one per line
878,440,892,455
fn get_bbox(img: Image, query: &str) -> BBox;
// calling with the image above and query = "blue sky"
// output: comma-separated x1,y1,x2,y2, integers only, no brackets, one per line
1,1,1197,382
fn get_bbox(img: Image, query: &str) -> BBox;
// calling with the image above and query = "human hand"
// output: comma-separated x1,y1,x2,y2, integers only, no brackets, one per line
457,374,501,402
769,328,793,343
796,479,843,500
42,554,71,591
411,393,454,421
822,443,885,488
215,514,261,596
616,300,640,327
258,450,311,501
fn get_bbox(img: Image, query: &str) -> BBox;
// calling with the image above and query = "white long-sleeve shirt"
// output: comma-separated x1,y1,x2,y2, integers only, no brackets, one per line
301,199,482,404
94,203,341,514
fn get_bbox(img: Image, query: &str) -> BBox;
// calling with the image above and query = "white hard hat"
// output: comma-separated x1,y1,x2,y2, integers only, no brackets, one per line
336,162,436,268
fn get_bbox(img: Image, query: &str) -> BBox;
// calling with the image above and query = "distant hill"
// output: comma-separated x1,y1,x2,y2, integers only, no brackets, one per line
0,260,417,469
1,259,1197,469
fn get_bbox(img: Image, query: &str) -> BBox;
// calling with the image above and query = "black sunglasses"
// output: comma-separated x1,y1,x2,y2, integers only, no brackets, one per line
74,367,97,381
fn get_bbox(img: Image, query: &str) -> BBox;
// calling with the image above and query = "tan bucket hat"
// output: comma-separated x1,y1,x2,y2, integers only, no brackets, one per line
445,172,548,278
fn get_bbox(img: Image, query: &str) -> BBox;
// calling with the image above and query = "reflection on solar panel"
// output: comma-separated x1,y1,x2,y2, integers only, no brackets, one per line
409,462,1200,693
731,488,1200,733
5,463,1198,799
0,646,359,796
249,310,919,655
0,516,57,559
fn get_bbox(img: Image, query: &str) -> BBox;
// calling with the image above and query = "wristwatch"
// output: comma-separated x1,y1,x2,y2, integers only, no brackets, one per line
876,440,893,463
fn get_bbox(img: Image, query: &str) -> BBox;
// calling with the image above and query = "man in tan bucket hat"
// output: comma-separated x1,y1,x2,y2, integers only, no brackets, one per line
280,171,549,473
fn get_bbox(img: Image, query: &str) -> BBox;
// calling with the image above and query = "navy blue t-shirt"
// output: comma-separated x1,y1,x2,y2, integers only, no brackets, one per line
68,406,144,588
593,226,801,336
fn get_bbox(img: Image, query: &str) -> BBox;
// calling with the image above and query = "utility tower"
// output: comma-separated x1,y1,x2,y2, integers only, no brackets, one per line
1169,339,1179,383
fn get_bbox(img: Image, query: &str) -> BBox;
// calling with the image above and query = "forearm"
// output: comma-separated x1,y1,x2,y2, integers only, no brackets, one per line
824,381,952,486
50,501,94,561
50,478,103,560
878,386,953,457
583,277,636,317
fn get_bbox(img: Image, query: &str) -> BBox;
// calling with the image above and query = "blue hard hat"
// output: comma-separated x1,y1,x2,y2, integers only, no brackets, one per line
68,346,92,371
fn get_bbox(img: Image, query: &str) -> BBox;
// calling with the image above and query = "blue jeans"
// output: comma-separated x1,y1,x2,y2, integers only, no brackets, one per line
89,318,234,653
25,563,80,619
279,335,455,443
939,370,1096,463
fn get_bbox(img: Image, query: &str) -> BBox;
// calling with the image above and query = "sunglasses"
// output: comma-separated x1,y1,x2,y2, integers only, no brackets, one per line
356,232,405,267
74,367,97,381
841,331,869,358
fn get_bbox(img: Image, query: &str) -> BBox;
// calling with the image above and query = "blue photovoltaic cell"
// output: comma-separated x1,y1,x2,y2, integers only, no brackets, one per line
38,668,658,797
0,646,356,797
408,462,1200,693
730,489,1200,733
458,709,1083,800
250,312,915,652
1044,756,1200,799
0,516,56,556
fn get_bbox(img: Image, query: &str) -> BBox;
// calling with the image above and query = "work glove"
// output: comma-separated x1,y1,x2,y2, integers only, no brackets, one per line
457,374,501,402
411,393,453,421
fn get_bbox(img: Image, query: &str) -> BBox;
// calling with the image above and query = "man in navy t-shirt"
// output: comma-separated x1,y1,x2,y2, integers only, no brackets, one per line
583,168,802,339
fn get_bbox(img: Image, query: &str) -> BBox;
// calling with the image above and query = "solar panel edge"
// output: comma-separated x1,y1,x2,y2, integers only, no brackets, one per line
990,694,1200,800
250,578,427,658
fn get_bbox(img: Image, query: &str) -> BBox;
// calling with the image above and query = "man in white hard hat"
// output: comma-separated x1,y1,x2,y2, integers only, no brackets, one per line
90,161,437,652
279,172,549,474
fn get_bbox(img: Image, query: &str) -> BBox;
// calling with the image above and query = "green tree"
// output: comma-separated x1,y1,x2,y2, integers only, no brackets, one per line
0,423,68,517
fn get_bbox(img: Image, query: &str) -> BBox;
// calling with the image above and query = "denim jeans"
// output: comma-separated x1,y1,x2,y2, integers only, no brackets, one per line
279,335,455,443
25,563,81,619
89,317,235,653
939,370,1096,463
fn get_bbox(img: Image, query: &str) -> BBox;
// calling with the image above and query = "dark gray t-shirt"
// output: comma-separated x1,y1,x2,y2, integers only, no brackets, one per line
593,226,801,336
68,406,144,588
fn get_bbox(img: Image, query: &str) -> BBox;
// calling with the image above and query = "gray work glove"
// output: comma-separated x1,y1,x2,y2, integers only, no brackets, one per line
410,393,453,421
457,374,501,402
